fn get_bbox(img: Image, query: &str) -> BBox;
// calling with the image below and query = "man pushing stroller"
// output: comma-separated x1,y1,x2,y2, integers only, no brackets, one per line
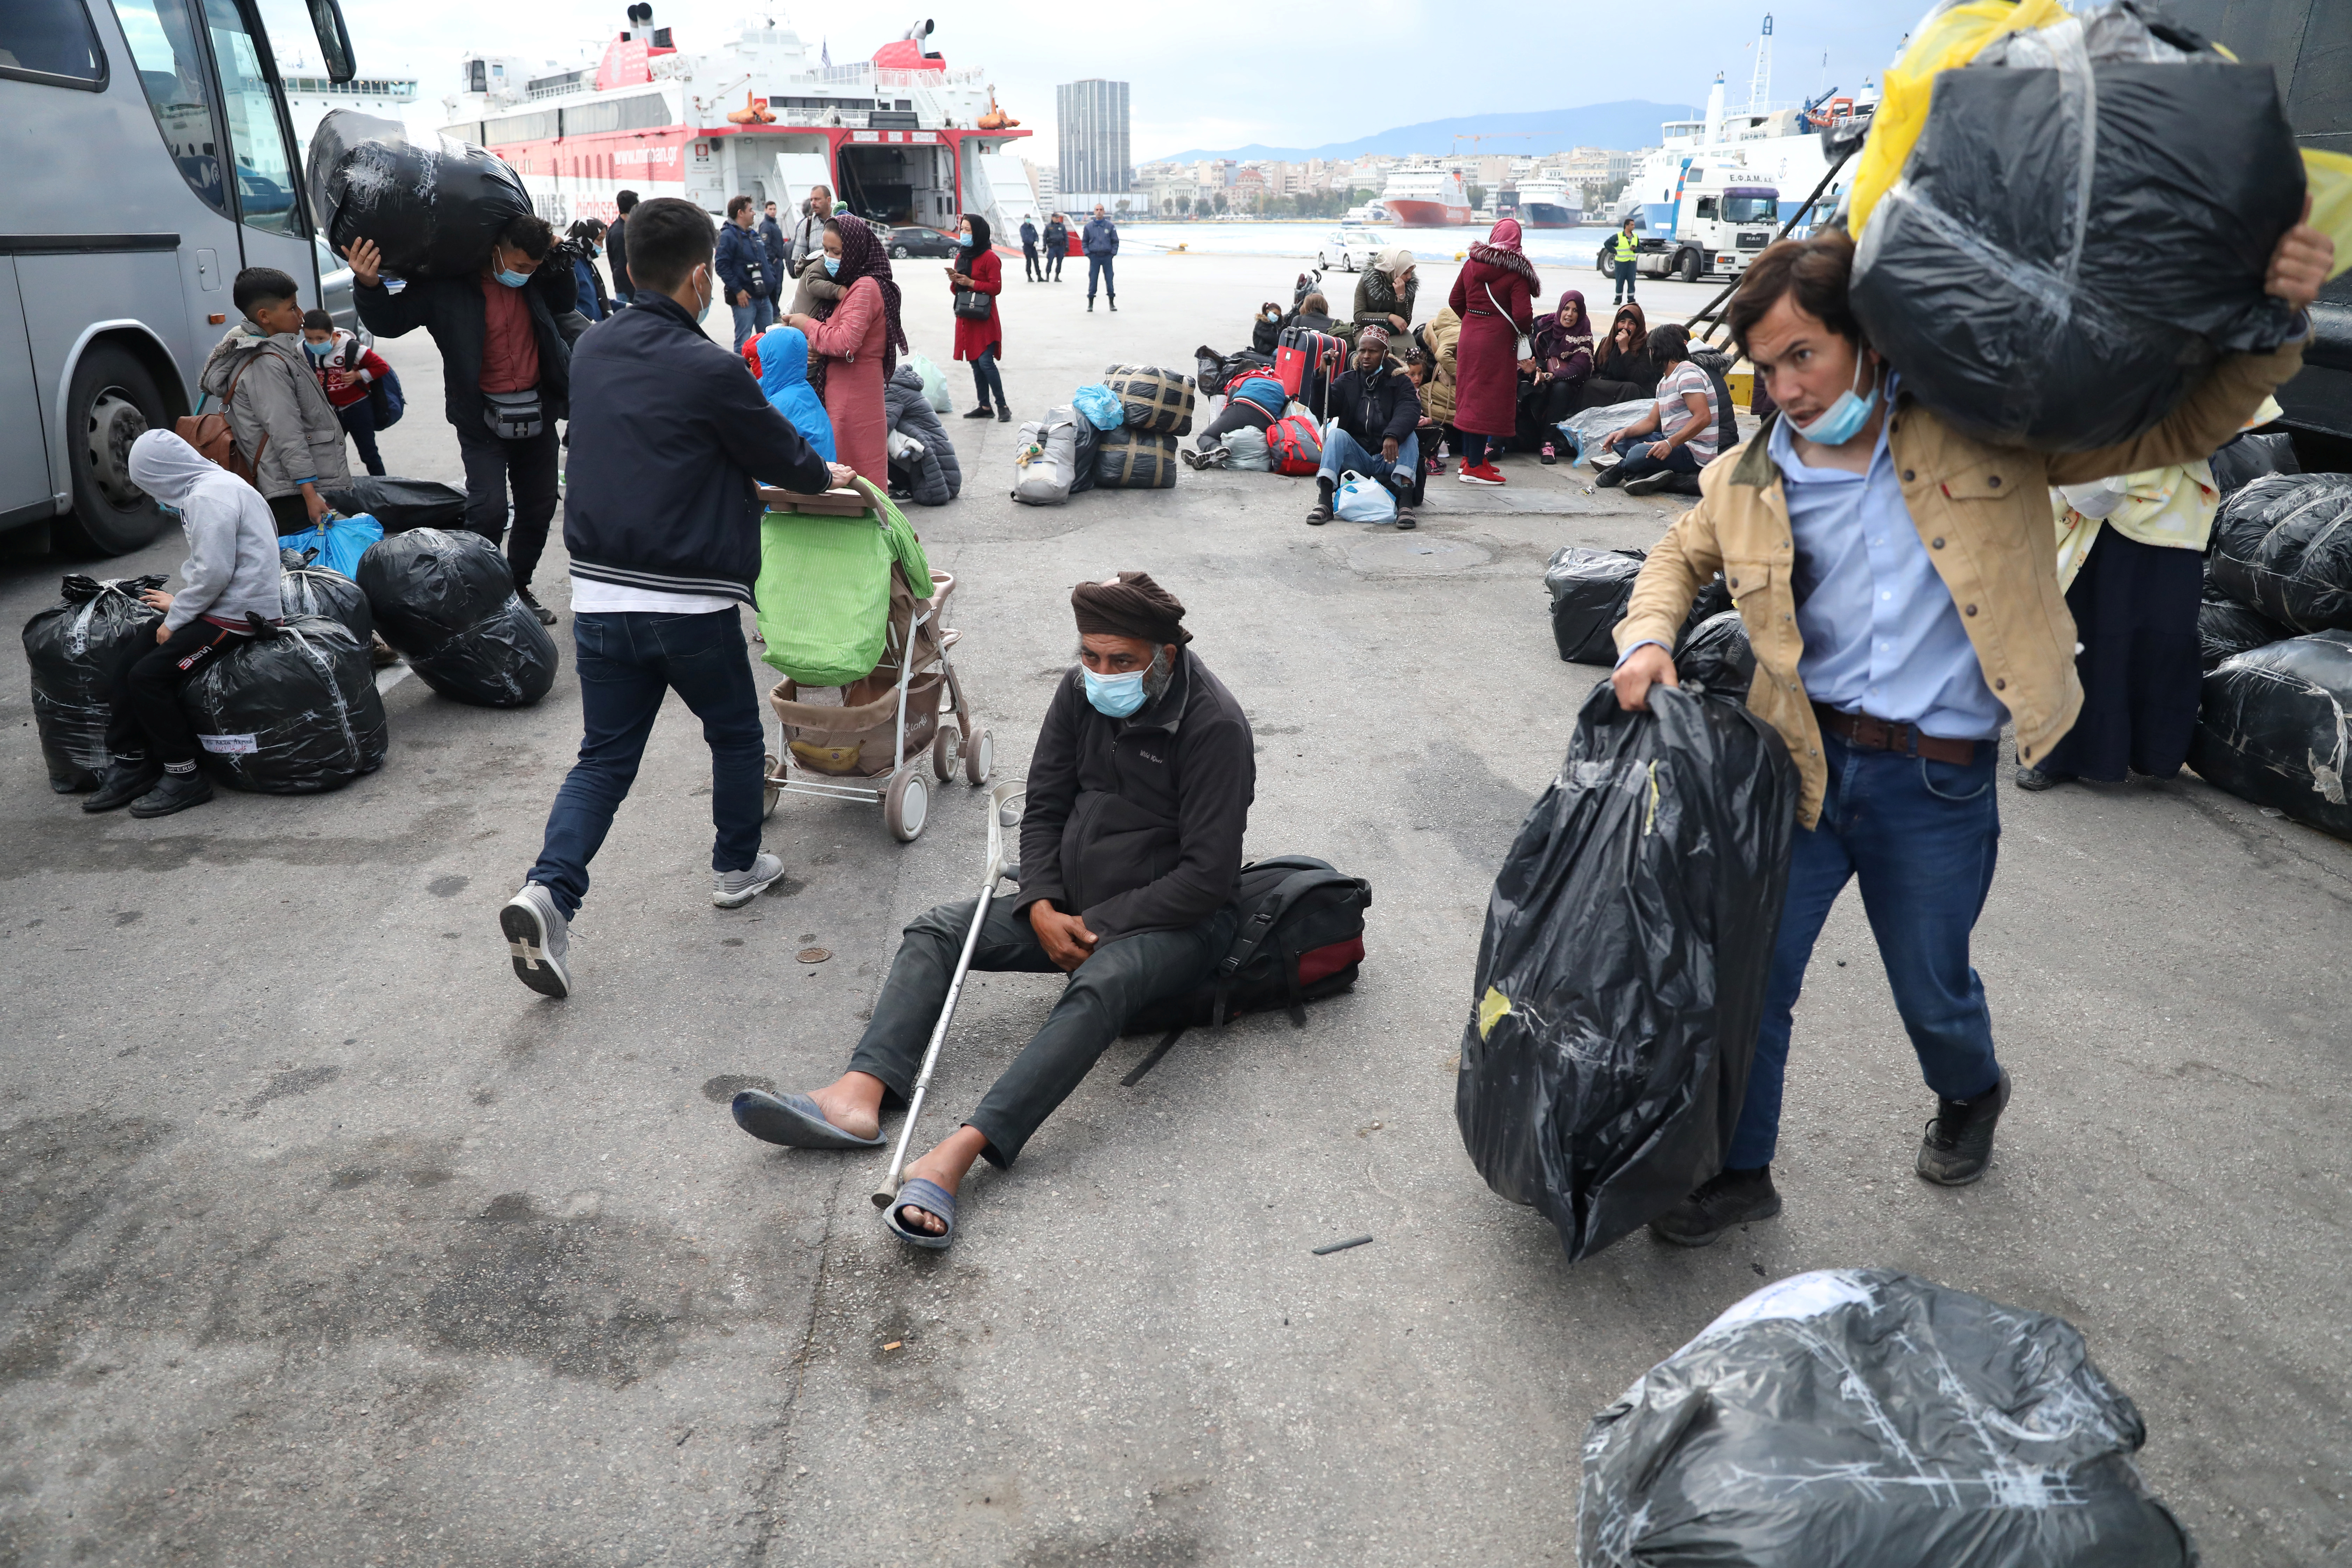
731,572,1254,1250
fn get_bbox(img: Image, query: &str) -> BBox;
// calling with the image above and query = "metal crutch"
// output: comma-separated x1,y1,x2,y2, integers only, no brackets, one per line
872,777,1026,1209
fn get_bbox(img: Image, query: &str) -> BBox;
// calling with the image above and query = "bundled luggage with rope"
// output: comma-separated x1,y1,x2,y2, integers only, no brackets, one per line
1103,364,1196,435
356,527,557,707
22,574,166,792
279,548,374,644
1096,427,1180,490
2190,630,2352,841
181,614,387,793
1010,408,1080,505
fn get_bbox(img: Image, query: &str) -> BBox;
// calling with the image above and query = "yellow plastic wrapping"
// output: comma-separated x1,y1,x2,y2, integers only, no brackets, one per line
2304,149,2352,280
1849,0,2068,238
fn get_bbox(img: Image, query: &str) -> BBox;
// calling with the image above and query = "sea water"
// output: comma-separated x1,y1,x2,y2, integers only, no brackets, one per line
1105,221,1620,269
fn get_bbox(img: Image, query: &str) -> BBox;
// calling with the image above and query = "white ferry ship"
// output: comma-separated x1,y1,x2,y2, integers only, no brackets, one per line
1378,166,1472,228
1511,176,1578,229
438,10,1033,240
1610,68,1875,237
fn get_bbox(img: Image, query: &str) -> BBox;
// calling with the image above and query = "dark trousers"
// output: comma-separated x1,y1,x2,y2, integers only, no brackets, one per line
526,609,766,920
849,896,1236,1167
1086,255,1114,300
1607,431,1703,484
1022,243,1042,281
337,398,385,476
453,414,560,592
106,619,252,769
266,492,309,537
1045,247,1064,280
968,346,1006,411
1196,399,1273,451
1727,728,2004,1169
2040,530,2204,782
1613,259,1637,302
1461,431,1494,469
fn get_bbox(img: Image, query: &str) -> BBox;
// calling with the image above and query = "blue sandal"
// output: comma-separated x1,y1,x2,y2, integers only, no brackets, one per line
731,1089,886,1150
883,1177,956,1251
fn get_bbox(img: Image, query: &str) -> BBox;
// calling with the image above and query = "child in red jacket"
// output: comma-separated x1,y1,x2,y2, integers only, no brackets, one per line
300,309,392,477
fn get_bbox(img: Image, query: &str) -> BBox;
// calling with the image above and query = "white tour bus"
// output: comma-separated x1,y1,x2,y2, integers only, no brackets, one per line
0,0,357,554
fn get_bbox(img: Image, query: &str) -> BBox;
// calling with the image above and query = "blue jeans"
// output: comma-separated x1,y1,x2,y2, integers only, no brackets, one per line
1317,421,1417,492
1608,431,1702,484
731,293,775,351
527,609,767,920
1087,254,1115,300
968,346,1006,410
1613,259,1637,301
1727,727,2004,1169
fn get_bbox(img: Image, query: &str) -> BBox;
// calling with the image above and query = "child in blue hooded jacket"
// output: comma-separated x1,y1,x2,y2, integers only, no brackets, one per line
751,324,835,463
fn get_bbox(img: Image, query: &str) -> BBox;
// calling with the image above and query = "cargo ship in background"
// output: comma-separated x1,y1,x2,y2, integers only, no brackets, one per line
437,9,1032,241
1378,166,1473,228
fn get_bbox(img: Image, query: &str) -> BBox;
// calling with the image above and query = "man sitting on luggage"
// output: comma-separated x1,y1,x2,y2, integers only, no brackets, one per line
1306,327,1425,529
732,572,1254,1252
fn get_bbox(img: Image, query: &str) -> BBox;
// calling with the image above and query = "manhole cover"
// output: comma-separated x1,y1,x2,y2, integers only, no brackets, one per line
797,947,831,964
1344,536,1494,575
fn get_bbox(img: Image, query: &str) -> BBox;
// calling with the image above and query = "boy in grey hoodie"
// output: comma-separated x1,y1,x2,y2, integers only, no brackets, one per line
84,430,286,818
198,267,351,537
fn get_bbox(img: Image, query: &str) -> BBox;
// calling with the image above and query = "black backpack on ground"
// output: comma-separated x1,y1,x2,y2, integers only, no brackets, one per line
1121,856,1372,1078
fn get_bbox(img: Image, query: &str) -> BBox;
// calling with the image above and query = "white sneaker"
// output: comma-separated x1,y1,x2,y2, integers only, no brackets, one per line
500,882,572,997
713,850,786,909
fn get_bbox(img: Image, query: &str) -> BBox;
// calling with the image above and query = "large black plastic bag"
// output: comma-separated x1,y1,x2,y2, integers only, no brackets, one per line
22,574,166,791
280,549,374,645
1580,1268,2196,1567
356,528,556,707
2207,473,2352,634
1546,548,1645,664
1673,609,1754,698
306,110,532,281
1457,683,1797,1261
1850,17,2303,451
2196,596,2283,671
182,616,388,793
2189,631,2352,840
322,475,468,534
2207,429,2298,502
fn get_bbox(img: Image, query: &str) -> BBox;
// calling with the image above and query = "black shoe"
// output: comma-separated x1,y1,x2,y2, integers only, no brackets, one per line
127,769,213,819
518,588,557,626
1648,1165,1782,1247
1108,298,1118,312
997,406,1011,422
1087,299,1095,312
1594,463,1628,488
963,405,994,419
2013,766,2060,791
83,758,163,813
1917,1068,2011,1186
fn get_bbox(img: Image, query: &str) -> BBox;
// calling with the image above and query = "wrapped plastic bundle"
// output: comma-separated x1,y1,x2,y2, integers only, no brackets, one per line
181,616,387,793
1010,410,1078,506
322,476,466,534
2207,473,2352,634
1674,608,1754,698
279,548,375,645
356,528,556,707
1581,1269,2197,1566
2189,631,2352,841
305,110,532,280
1096,428,1180,490
1849,6,2305,451
1102,364,1196,435
22,574,165,791
273,510,382,579
1069,409,1102,496
1070,384,1124,431
1225,425,1273,472
1555,398,1655,465
1457,684,1797,1261
2207,430,2299,503
1545,547,1646,664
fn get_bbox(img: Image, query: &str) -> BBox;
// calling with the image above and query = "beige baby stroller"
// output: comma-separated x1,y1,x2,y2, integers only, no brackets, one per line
755,480,992,842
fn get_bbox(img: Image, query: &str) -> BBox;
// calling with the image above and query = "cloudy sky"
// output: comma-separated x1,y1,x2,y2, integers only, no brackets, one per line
279,0,1916,156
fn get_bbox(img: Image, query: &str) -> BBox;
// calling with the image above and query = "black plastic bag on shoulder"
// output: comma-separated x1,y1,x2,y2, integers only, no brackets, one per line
306,110,534,281
356,528,556,707
2189,630,2352,840
21,573,167,791
322,476,468,535
2207,473,2352,634
181,615,387,793
280,548,374,646
1457,681,1797,1261
1580,1268,2197,1566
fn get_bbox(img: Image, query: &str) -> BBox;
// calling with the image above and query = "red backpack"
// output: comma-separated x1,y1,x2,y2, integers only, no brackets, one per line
1266,413,1323,476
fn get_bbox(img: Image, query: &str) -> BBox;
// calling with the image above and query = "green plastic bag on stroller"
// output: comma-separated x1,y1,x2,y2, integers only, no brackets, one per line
754,480,932,686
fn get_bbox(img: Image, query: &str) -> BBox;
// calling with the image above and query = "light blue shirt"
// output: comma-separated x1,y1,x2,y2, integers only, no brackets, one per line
1768,400,2006,741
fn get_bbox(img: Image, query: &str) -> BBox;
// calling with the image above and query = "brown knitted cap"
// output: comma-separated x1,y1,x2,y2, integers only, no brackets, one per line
1070,570,1191,646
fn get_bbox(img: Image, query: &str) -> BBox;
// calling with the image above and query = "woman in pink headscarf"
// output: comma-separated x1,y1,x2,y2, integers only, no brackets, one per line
1446,217,1540,485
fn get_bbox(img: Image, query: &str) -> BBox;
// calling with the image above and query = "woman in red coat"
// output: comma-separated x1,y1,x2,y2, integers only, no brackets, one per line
948,212,1009,421
1446,217,1540,486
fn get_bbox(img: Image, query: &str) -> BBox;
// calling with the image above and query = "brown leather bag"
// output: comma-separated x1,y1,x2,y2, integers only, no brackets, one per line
175,351,267,485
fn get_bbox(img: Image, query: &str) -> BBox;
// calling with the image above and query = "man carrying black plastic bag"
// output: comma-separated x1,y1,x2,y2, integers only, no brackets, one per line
1609,217,2330,1244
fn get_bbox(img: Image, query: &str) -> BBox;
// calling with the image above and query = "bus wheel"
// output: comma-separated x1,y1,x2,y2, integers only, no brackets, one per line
1676,249,1701,284
61,344,167,555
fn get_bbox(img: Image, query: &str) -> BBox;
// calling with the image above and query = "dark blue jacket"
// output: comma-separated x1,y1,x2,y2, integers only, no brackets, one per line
1082,217,1119,257
563,291,831,603
757,214,787,289
355,265,574,425
715,220,769,302
1019,220,1039,248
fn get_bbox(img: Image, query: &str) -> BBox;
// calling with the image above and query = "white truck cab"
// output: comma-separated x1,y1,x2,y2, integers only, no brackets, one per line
1603,159,1780,285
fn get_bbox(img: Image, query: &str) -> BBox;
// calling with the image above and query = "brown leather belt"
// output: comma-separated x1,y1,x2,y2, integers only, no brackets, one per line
1811,703,1981,765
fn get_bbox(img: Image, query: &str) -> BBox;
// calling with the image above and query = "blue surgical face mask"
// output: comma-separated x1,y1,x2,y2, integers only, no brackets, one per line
157,500,182,517
303,340,331,358
823,255,841,277
693,267,712,324
496,267,532,288
1082,665,1149,719
1791,354,1881,447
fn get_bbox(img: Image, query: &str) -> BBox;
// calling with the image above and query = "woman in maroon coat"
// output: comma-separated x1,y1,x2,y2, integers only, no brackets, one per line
1446,217,1540,485
948,212,1009,421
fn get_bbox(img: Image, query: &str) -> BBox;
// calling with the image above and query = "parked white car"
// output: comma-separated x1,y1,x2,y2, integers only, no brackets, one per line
1318,229,1376,273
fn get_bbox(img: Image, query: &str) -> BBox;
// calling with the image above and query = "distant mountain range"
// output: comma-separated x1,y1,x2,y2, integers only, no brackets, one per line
1151,102,1701,164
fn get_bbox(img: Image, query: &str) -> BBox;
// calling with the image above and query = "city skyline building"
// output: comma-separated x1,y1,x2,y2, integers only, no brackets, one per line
1056,78,1132,196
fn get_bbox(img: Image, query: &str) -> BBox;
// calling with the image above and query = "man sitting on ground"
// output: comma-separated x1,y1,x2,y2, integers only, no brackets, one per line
731,573,1254,1252
1307,327,1424,528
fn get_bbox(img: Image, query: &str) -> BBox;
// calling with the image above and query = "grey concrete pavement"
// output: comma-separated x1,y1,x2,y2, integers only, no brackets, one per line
2,252,2348,1565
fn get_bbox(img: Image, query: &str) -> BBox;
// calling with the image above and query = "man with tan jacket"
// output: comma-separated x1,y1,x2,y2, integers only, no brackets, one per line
1612,218,2333,1246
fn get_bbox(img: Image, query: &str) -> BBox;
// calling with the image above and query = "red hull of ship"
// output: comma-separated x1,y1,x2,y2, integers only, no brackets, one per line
1385,199,1473,227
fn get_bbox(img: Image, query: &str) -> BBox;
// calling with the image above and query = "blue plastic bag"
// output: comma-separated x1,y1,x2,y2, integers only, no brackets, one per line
1072,383,1124,430
277,511,384,580
1333,470,1398,525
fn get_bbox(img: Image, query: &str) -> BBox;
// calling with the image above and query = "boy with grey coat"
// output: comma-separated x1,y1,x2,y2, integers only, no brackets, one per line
199,267,351,537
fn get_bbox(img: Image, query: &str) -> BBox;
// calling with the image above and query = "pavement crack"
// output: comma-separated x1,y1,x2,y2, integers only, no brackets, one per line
739,1159,849,1564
